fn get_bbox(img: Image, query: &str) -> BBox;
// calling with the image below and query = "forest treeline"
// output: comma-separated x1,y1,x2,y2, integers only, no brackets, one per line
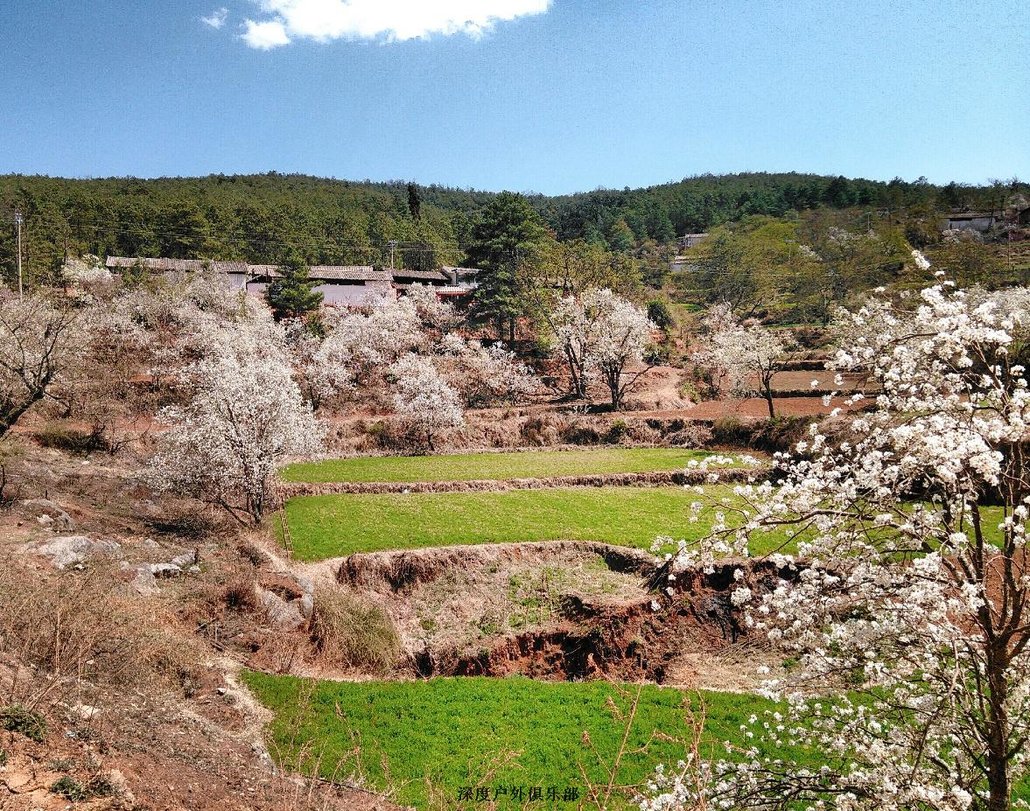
0,170,1020,288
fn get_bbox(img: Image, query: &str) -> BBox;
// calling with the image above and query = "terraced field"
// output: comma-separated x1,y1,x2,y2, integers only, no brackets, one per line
281,447,741,484
283,485,796,560
255,448,801,808
244,673,803,810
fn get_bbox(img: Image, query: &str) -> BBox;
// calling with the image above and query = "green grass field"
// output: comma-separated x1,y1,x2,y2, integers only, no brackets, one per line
281,448,742,484
243,673,804,810
283,485,795,561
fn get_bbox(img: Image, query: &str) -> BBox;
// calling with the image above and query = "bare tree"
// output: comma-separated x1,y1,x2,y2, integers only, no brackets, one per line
0,292,79,436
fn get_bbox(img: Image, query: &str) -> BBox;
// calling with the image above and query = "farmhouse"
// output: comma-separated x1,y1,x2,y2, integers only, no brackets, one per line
941,211,997,233
104,257,478,306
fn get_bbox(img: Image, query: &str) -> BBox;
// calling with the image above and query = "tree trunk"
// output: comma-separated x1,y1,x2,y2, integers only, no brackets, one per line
986,644,1011,811
564,346,586,399
606,365,622,411
764,382,776,420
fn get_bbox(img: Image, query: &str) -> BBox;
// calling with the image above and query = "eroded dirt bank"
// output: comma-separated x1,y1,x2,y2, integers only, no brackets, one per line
332,543,791,688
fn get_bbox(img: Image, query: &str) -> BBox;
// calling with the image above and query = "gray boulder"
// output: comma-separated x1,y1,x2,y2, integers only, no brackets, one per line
149,562,183,579
22,498,75,531
170,549,199,568
258,587,307,631
29,535,120,569
128,564,158,595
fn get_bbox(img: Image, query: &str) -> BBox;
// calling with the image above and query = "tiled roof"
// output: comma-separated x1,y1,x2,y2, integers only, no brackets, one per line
310,265,393,282
105,257,250,274
247,265,394,282
390,269,448,282
106,257,477,287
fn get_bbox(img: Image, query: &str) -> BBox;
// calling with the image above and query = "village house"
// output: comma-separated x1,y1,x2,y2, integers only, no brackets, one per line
941,211,997,233
104,257,478,306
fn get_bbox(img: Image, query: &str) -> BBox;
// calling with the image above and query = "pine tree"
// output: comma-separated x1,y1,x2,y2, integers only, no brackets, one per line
465,192,547,342
265,255,323,321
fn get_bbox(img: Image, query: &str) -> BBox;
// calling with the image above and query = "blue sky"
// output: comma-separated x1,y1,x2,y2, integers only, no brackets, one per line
0,0,1027,194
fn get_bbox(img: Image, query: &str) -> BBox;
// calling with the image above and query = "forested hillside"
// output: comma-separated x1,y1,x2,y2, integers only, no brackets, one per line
0,170,1019,288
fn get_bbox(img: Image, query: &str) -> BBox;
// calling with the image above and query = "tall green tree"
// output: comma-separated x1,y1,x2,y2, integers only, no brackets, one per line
265,255,323,322
465,192,547,341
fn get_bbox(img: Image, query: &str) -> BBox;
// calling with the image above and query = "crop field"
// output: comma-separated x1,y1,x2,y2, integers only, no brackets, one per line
243,673,804,810
281,448,742,484
282,485,800,561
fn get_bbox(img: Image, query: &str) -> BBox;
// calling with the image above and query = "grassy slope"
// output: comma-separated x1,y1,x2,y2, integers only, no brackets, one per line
283,486,797,561
243,673,805,810
281,449,737,484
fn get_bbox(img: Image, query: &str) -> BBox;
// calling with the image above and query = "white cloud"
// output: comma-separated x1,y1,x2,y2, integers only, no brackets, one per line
240,0,551,49
242,18,292,49
201,7,229,29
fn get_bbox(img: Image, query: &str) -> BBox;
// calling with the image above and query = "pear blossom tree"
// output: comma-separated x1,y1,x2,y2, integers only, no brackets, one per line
551,288,656,409
388,352,464,451
61,254,114,299
108,270,257,383
307,289,427,398
550,293,594,400
298,285,537,423
645,282,1030,811
693,302,792,419
436,334,538,407
145,322,322,525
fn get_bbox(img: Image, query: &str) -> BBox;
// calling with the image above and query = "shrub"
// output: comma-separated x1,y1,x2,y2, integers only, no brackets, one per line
0,560,204,694
86,774,117,797
47,769,118,800
145,509,221,540
791,325,830,349
0,704,47,742
606,419,629,443
34,424,109,454
221,578,258,612
749,416,811,453
559,422,602,445
647,298,675,329
310,590,401,675
710,416,751,447
666,422,713,448
644,343,671,365
711,415,810,453
519,415,562,447
235,541,266,566
50,775,88,801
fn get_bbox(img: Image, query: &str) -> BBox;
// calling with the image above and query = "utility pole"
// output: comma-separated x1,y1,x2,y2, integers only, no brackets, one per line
14,211,24,299
387,240,397,269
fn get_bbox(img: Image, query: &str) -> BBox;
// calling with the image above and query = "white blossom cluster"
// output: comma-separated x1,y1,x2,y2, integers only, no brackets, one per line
60,254,114,291
294,285,537,422
388,352,465,450
645,283,1030,810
